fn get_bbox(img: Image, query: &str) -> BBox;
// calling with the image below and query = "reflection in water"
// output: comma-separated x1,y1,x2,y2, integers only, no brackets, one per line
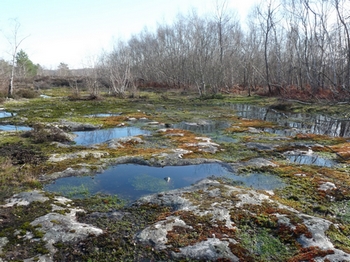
73,127,151,145
0,111,16,118
175,121,231,134
285,154,335,167
85,113,121,118
44,163,285,202
232,104,350,137
0,125,31,131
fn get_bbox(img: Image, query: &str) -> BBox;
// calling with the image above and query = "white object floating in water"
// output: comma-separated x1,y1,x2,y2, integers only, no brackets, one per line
164,177,171,183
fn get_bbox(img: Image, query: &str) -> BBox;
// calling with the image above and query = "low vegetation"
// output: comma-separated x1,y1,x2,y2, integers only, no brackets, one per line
0,86,349,261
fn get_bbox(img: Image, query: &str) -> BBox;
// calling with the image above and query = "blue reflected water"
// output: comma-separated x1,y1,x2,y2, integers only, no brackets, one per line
73,127,151,145
231,104,350,137
0,111,16,118
84,113,121,118
285,154,335,167
0,125,31,131
44,163,285,201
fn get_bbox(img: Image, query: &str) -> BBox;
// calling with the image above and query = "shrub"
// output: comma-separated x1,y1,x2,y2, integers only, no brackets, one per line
15,88,39,99
22,124,71,143
200,93,225,100
0,142,47,165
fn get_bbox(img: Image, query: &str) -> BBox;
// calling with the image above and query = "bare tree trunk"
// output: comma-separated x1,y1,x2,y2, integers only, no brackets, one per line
6,20,29,97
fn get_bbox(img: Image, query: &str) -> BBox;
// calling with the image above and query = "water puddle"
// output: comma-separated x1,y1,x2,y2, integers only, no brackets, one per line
231,104,350,137
39,95,51,98
73,127,151,146
285,153,336,167
0,111,16,118
44,163,285,201
85,113,122,118
174,120,234,143
0,125,31,131
175,121,230,134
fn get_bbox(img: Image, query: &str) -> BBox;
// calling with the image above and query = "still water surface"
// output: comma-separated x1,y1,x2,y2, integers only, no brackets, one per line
73,127,151,145
0,111,16,118
232,104,350,137
45,163,285,201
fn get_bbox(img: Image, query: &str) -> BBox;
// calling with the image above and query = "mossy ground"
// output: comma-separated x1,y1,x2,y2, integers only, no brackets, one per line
1,88,350,261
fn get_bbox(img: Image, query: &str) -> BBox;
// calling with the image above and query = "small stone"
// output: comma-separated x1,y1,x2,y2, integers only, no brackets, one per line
294,173,307,177
318,182,337,191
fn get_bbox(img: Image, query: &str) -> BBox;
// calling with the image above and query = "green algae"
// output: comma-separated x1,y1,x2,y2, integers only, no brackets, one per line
131,173,171,193
73,194,125,213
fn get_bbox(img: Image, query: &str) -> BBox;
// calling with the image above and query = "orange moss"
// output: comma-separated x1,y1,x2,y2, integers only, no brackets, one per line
229,243,255,261
295,133,346,143
317,167,350,185
101,112,149,127
274,165,313,177
161,129,198,144
166,210,236,249
101,116,128,126
100,140,166,158
226,118,275,133
158,129,218,157
330,142,350,160
239,119,275,128
287,246,334,262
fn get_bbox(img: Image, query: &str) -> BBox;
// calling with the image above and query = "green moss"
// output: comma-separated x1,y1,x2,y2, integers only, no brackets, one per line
326,224,350,253
74,194,125,213
215,142,259,162
54,203,172,261
237,226,295,261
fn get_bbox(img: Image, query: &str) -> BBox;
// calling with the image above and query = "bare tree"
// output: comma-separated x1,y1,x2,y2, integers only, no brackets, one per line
99,41,134,98
57,62,70,77
256,0,281,94
5,19,29,97
82,55,100,97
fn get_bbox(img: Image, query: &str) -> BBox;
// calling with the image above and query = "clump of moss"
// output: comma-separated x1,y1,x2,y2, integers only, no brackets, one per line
22,123,70,144
0,142,47,165
167,211,235,251
0,199,54,261
326,224,350,254
14,88,40,99
236,226,294,261
74,194,125,213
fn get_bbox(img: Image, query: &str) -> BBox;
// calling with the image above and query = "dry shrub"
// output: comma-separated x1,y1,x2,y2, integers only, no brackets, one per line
14,88,40,99
0,143,47,165
276,85,350,102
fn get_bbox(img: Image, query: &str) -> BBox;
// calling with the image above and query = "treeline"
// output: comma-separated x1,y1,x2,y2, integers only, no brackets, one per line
95,0,350,100
2,0,350,101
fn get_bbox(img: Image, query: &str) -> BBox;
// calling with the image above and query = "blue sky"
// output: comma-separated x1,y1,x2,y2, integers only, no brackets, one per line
0,0,256,69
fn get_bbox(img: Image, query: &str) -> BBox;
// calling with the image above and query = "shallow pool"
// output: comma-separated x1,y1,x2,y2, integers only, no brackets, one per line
44,163,285,201
0,125,31,131
231,104,350,137
285,154,336,167
0,111,16,118
73,127,151,146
